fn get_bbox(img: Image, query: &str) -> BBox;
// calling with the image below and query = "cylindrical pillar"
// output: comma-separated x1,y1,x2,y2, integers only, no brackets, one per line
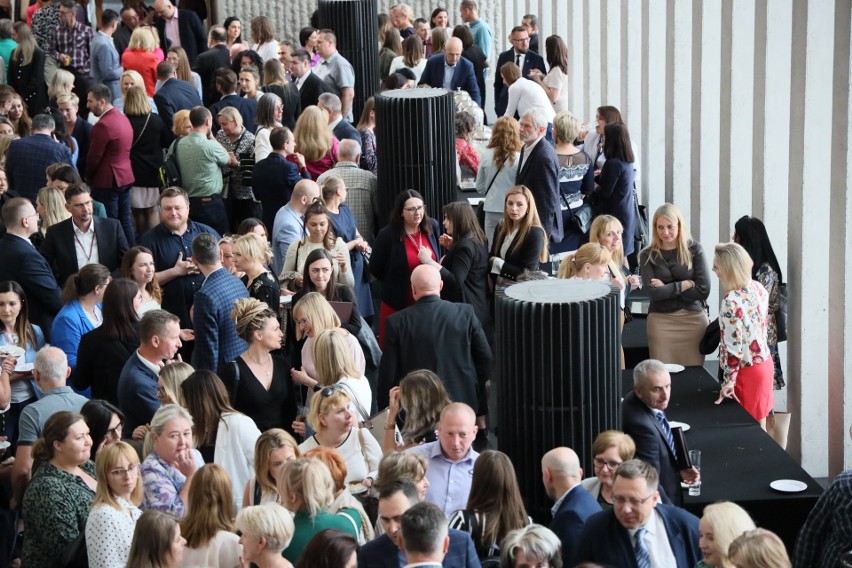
318,0,377,122
374,88,456,224
496,279,622,522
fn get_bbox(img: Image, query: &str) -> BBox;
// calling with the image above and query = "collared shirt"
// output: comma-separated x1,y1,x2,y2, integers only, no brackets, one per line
329,116,343,132
550,483,579,516
294,70,310,90
442,62,455,90
628,510,677,568
520,135,544,172
793,469,852,566
164,10,181,48
136,349,162,375
49,21,93,71
410,440,479,517
514,50,526,70
271,204,307,276
171,132,230,197
314,51,355,120
72,220,99,269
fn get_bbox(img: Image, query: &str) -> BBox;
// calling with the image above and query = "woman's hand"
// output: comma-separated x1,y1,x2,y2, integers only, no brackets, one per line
627,274,641,291
294,274,303,288
292,420,307,437
715,386,739,405
280,286,296,297
179,329,195,342
175,448,198,477
650,278,664,288
290,367,315,388
132,424,149,441
438,234,453,249
388,386,401,419
0,357,16,378
362,477,373,489
417,246,436,266
681,280,694,291
335,251,348,271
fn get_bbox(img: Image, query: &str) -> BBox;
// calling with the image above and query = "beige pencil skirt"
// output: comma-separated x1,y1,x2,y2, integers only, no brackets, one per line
647,309,709,366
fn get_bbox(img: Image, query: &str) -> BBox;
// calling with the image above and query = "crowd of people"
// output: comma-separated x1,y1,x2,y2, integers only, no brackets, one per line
0,0,833,566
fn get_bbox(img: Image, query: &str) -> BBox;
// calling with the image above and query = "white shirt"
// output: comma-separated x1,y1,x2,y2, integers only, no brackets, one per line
491,227,520,274
505,77,556,122
628,509,677,568
73,220,99,269
520,135,544,173
299,426,383,485
388,55,427,82
85,498,142,568
294,70,310,90
252,40,279,64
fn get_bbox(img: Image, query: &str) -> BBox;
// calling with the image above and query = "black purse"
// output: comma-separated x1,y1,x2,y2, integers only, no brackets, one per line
776,282,788,342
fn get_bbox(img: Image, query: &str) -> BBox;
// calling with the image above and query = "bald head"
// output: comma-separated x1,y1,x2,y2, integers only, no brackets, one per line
411,265,442,300
542,447,583,499
291,180,321,212
444,37,463,66
437,403,477,461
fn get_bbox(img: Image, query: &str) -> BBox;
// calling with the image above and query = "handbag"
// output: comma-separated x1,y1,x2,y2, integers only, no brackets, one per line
699,318,721,355
766,411,791,450
776,282,788,342
632,186,649,248
476,164,503,228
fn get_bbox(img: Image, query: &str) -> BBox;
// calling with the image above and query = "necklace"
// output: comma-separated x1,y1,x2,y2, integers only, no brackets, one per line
248,353,272,378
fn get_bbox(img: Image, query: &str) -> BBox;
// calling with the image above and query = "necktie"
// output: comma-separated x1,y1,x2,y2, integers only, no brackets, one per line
655,411,677,457
515,52,521,66
634,527,651,568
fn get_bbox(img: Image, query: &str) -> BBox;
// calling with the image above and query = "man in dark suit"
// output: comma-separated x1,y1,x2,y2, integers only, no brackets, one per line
209,68,257,133
542,447,602,566
493,26,546,117
117,309,182,434
0,198,63,336
154,61,203,135
86,83,136,245
5,114,73,204
318,92,359,142
252,127,311,231
358,480,479,568
192,26,230,107
151,0,206,64
378,265,491,420
516,107,562,243
522,14,540,54
621,359,700,507
40,184,128,286
572,459,701,567
190,233,248,373
290,48,329,112
401,503,451,568
418,37,481,105
112,5,139,58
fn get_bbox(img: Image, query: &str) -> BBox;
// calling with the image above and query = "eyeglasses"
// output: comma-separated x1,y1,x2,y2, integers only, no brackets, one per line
109,463,139,478
511,37,530,43
612,493,655,507
404,206,424,213
593,457,622,470
106,422,123,438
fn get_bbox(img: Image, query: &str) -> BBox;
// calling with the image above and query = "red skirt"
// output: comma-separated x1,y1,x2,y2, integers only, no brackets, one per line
734,359,775,421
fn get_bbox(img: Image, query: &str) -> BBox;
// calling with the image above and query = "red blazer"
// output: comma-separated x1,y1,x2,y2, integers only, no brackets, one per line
121,49,160,96
86,107,135,188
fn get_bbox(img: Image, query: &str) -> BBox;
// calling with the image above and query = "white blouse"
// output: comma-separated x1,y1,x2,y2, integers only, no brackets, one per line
178,530,242,568
85,498,143,568
299,427,382,485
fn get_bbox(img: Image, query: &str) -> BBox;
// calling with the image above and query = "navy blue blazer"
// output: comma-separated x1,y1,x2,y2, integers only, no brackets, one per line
418,54,481,105
5,133,73,204
333,119,361,143
40,216,129,286
210,94,257,134
572,504,701,568
550,485,602,567
0,233,62,338
357,530,480,568
117,351,160,434
594,158,637,256
493,49,546,117
154,78,203,135
516,139,562,242
252,153,311,231
621,391,682,506
191,267,249,373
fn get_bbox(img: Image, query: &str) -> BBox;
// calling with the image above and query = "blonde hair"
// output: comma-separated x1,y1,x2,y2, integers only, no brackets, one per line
292,292,341,341
294,106,333,163
172,109,191,136
552,111,581,144
48,69,75,99
0,134,17,166
55,92,79,108
235,503,295,553
642,203,694,270
277,457,335,518
591,430,636,461
700,502,757,568
92,441,143,509
128,26,156,51
589,215,626,269
494,185,548,263
145,404,195,458
232,297,277,343
158,362,193,407
727,528,790,568
216,105,244,129
253,429,300,501
234,232,272,265
714,242,754,293
37,185,71,236
123,85,153,116
120,69,146,93
180,464,236,548
557,243,611,279
306,386,350,431
312,329,361,387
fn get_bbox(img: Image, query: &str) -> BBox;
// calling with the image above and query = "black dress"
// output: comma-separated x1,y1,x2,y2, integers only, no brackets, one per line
9,47,48,114
126,113,168,188
219,354,297,435
242,270,280,314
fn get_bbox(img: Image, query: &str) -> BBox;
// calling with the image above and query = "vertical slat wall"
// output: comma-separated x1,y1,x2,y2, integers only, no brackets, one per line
496,280,621,522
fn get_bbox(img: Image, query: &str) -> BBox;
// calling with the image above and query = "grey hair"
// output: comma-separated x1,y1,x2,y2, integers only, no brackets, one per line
501,525,562,567
33,346,68,382
144,404,194,456
401,502,448,556
318,92,342,114
522,106,550,130
613,458,659,491
337,138,361,161
633,358,668,387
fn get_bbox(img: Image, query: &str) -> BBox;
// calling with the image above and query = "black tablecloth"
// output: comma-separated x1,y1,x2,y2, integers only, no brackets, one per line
621,367,822,551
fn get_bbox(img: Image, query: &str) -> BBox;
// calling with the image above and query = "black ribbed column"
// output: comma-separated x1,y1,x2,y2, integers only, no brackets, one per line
318,0,378,122
496,279,622,522
374,88,456,224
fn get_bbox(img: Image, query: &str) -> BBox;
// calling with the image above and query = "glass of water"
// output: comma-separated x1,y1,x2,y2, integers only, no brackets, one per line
689,450,702,496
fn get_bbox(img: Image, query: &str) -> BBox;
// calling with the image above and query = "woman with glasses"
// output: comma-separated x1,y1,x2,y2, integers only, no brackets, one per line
261,59,300,131
370,189,441,342
298,385,381,491
254,93,284,162
81,399,125,461
580,430,636,509
86,441,143,568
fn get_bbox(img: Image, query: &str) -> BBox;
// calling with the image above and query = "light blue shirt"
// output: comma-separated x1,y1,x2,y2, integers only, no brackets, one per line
550,483,579,516
410,441,479,517
271,204,307,277
442,62,456,91
468,19,493,59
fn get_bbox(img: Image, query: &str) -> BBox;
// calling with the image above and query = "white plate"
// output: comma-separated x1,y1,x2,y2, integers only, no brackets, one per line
665,363,686,373
669,421,690,432
0,441,9,451
0,345,25,359
770,479,807,492
280,295,292,304
14,361,33,373
348,482,368,495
